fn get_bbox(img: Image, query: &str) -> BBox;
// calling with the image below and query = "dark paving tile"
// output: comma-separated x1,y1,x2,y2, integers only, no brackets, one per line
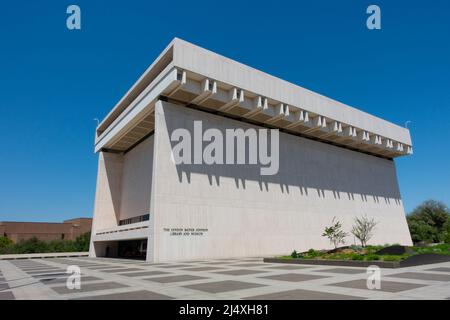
184,280,265,293
72,290,174,300
315,268,365,274
95,268,138,273
260,273,328,282
56,259,93,263
87,266,123,270
215,269,268,276
118,271,171,277
0,283,10,290
15,265,43,268
27,269,64,275
20,266,57,273
144,275,207,283
12,262,43,266
72,263,99,267
22,268,59,273
160,264,191,269
0,291,15,300
32,272,68,278
52,281,128,294
85,265,117,269
330,279,426,293
232,263,265,267
387,272,450,282
21,266,57,270
244,289,365,300
427,267,450,273
181,267,224,272
40,276,100,285
103,268,143,273
264,265,311,270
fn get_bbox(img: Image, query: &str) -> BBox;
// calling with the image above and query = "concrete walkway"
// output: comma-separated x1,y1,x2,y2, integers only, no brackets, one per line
0,257,449,300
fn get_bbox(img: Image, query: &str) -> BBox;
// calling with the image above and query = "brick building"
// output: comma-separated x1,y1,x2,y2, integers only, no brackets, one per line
0,218,92,243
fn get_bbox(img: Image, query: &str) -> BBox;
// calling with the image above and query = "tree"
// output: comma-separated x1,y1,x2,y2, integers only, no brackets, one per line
0,236,13,248
443,220,450,244
407,200,450,243
74,232,91,251
322,217,348,249
351,215,378,247
408,219,438,244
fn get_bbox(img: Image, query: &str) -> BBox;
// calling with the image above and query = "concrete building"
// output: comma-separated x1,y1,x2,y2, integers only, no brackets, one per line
0,218,92,243
89,38,413,262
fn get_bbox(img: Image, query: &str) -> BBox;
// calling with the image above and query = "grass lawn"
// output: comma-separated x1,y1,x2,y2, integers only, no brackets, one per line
281,244,450,262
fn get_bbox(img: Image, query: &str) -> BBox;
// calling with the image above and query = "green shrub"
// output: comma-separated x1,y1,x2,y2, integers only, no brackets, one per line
0,232,91,255
411,243,450,255
381,255,405,261
302,249,323,259
291,250,298,258
351,254,364,260
326,253,349,260
350,245,363,251
365,245,384,254
364,254,380,261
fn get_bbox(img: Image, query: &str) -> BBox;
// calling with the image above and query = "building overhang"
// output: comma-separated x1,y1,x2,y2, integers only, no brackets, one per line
92,221,150,242
94,38,413,158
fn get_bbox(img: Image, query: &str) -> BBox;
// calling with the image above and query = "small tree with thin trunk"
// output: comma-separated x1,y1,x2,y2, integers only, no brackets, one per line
322,217,348,249
351,215,378,247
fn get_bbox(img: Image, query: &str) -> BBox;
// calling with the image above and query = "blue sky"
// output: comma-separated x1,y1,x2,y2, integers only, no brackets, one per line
0,1,449,222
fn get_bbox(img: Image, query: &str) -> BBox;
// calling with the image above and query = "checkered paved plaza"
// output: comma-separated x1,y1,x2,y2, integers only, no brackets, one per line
1,257,449,300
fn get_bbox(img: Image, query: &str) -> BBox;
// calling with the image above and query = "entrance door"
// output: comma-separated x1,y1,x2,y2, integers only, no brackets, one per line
118,239,147,260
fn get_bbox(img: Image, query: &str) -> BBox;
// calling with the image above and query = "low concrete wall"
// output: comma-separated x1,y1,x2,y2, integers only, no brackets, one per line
264,254,450,268
0,252,89,260
263,257,400,268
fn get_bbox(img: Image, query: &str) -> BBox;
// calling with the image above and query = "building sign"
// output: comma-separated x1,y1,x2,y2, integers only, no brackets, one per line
163,227,208,236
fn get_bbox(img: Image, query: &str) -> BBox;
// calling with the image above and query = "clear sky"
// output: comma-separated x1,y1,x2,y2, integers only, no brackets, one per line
0,1,449,222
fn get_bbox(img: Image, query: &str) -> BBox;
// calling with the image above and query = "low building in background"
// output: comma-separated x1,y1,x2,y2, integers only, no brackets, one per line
0,218,92,243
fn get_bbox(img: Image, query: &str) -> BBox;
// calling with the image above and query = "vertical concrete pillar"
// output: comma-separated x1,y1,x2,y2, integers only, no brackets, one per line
89,151,124,257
